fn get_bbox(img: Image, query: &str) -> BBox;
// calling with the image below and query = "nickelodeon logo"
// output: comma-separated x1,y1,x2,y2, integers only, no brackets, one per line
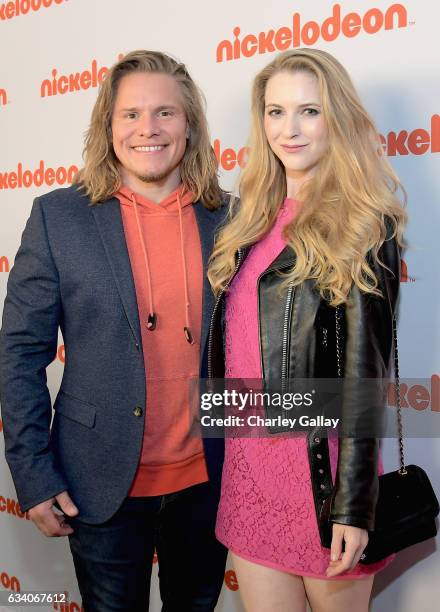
214,115,439,172
224,569,239,591
57,344,65,363
0,161,78,190
0,87,7,105
0,569,20,593
401,259,416,283
0,495,30,520
53,598,83,612
388,375,440,412
380,115,439,156
214,139,249,171
0,0,67,21
0,256,10,272
216,3,408,63
41,54,124,98
401,259,408,282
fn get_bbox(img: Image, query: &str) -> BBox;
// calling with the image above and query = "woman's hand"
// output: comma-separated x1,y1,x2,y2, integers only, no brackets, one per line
325,523,368,577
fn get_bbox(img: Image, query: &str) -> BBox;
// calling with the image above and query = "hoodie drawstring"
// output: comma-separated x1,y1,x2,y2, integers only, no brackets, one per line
177,190,194,344
130,190,194,344
131,193,157,330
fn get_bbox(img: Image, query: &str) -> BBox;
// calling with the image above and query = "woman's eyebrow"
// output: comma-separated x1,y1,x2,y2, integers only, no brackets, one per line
265,101,321,108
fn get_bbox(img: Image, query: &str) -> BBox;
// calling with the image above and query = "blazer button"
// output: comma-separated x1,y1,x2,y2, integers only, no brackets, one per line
319,468,324,474
320,484,326,490
314,437,320,443
133,406,143,417
316,453,322,459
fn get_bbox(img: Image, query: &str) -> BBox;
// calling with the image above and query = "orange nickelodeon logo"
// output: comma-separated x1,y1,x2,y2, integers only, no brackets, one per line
400,259,416,283
214,139,249,171
0,0,67,21
401,259,408,282
0,87,7,105
57,344,65,363
388,375,440,412
0,256,10,272
53,598,84,612
41,54,124,98
216,115,439,174
380,114,440,156
0,160,78,190
0,570,20,593
224,569,239,591
0,495,30,520
216,3,408,63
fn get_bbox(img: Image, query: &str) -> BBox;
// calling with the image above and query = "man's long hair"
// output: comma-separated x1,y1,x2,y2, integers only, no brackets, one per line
74,50,222,208
208,48,407,304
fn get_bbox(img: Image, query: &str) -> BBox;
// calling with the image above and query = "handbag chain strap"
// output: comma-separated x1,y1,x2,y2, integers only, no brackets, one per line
335,306,407,475
392,315,407,474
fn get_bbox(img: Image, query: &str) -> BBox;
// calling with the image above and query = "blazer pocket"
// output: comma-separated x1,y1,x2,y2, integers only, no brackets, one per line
53,390,97,428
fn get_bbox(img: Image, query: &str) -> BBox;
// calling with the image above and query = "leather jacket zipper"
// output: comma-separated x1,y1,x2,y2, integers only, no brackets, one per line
207,248,244,378
256,264,295,383
281,285,295,392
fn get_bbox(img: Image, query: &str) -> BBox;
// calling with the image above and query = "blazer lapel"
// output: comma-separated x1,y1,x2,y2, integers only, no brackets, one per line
91,198,142,349
193,201,224,356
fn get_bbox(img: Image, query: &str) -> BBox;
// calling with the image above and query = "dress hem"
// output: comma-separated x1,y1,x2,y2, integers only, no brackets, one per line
222,541,395,581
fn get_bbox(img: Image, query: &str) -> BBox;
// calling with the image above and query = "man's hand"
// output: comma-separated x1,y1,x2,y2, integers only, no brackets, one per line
28,491,79,537
326,523,368,577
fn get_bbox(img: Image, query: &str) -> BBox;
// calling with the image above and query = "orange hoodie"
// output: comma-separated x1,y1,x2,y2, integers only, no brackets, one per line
116,185,208,496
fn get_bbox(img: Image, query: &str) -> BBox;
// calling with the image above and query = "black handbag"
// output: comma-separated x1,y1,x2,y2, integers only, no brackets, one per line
320,310,439,564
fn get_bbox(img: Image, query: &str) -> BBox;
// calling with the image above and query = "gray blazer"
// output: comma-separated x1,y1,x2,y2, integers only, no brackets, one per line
0,185,226,523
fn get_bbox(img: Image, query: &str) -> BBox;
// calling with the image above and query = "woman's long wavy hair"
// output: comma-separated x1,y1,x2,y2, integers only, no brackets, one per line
208,49,407,304
74,50,222,208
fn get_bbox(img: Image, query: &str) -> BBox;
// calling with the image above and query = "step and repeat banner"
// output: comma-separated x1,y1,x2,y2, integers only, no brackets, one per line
0,1,439,610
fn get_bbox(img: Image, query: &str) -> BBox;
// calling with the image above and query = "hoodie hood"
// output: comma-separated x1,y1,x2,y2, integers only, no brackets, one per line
116,184,194,213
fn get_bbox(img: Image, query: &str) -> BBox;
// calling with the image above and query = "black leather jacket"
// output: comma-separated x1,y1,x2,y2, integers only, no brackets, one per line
208,225,400,539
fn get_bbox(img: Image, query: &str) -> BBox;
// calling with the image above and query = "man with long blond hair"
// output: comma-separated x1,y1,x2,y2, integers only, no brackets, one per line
0,50,227,610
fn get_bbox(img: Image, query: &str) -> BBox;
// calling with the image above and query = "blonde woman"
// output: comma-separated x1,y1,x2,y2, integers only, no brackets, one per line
208,49,406,612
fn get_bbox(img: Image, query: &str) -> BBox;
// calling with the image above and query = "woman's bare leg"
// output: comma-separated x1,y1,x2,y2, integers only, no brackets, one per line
303,575,374,612
230,552,307,612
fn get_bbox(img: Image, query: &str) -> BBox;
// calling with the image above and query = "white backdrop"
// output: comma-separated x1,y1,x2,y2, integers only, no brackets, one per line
0,1,439,610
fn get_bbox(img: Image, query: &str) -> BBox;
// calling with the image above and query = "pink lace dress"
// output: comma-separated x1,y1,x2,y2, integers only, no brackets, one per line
215,198,394,579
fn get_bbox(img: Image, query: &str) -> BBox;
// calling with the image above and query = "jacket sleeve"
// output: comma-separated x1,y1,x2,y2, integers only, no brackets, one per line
330,222,401,530
0,197,68,512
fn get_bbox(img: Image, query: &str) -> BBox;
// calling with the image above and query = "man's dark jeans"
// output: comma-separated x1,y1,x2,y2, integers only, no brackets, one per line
67,481,227,611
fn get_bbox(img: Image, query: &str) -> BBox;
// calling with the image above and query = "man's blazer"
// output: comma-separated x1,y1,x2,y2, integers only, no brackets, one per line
0,185,226,523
